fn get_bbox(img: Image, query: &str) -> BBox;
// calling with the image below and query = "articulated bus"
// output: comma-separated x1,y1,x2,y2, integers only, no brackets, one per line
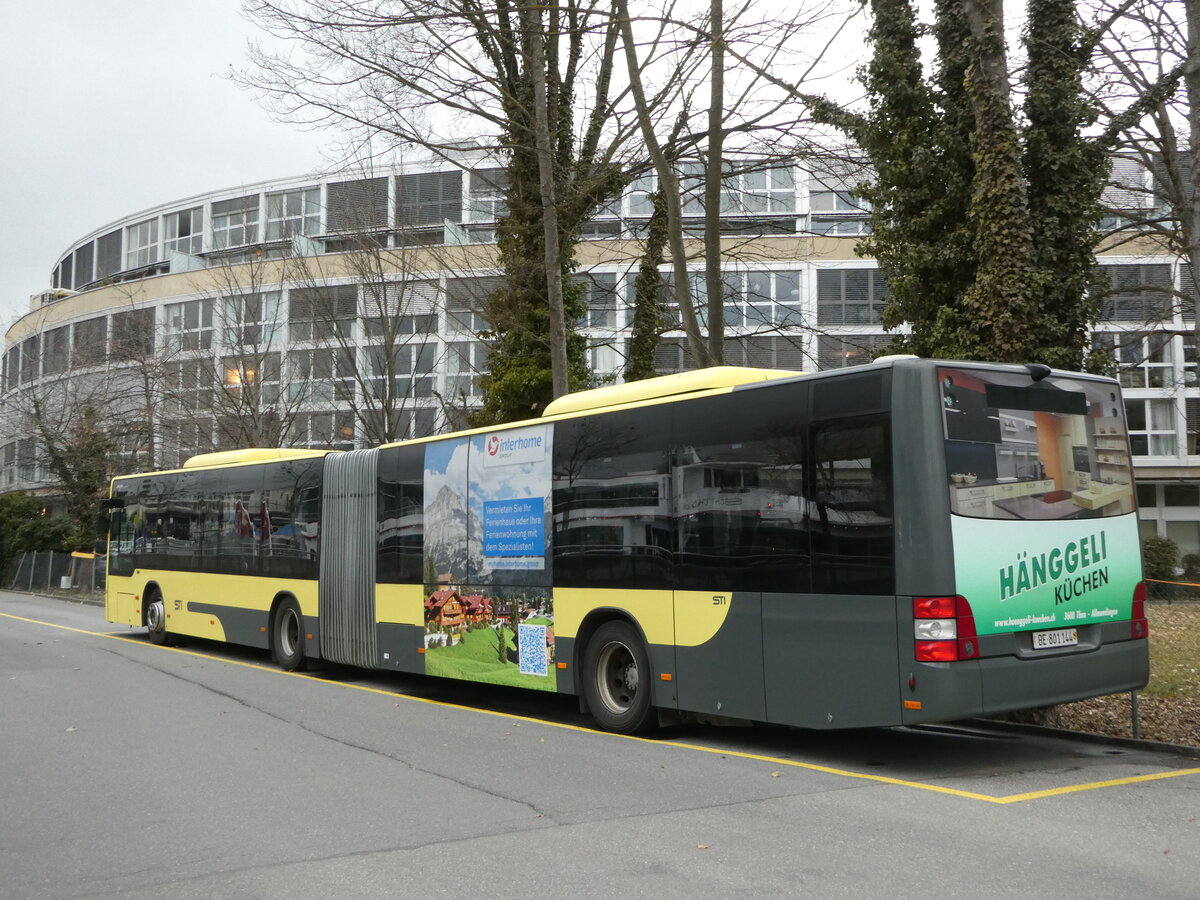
104,358,1149,733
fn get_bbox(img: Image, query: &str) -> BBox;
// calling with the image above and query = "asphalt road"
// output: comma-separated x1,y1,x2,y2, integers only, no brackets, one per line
3,589,1199,899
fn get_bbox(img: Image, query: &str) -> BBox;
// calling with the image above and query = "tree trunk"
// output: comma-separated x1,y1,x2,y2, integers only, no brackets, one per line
1187,0,1200,380
704,0,725,366
616,0,710,368
520,0,571,399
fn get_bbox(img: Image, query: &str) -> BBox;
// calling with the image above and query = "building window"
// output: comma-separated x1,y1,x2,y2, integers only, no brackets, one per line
361,280,438,338
1094,331,1176,388
1126,397,1177,456
327,177,388,232
2,348,14,392
266,188,321,240
19,336,40,383
817,268,888,325
164,300,214,352
165,207,204,255
289,285,358,341
654,338,696,375
366,342,436,401
290,411,355,450
809,167,872,235
397,171,462,227
575,272,619,329
1163,484,1199,506
735,270,802,327
447,340,487,399
1136,483,1158,508
588,338,624,377
125,218,159,269
287,347,356,405
627,172,656,218
1096,264,1172,322
42,326,69,376
467,169,507,223
2,442,14,487
222,351,281,405
163,360,213,417
110,309,155,360
96,230,122,279
740,335,806,372
72,317,107,367
17,438,39,483
722,164,796,215
1187,398,1200,455
212,195,260,249
222,292,282,348
446,276,499,333
73,242,94,289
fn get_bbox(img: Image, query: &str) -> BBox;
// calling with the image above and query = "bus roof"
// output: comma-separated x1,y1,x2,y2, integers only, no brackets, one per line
180,448,329,469
541,366,803,418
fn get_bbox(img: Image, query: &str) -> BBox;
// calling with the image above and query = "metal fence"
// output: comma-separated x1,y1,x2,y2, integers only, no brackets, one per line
1146,578,1200,603
6,551,105,601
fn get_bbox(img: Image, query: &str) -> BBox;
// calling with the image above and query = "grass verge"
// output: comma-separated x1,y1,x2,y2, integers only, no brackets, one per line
1052,602,1200,747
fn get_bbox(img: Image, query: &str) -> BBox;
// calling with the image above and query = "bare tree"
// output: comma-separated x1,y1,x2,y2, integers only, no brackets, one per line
614,0,855,368
242,0,639,417
282,207,476,446
1093,0,1198,326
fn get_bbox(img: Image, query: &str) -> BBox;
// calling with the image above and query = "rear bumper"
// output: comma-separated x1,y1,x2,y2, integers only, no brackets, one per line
979,637,1149,714
902,637,1149,725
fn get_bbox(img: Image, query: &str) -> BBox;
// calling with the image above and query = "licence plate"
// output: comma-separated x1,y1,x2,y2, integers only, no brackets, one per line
1032,627,1078,650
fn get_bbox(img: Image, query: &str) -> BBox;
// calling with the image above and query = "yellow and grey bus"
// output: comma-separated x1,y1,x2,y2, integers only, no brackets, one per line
104,358,1149,732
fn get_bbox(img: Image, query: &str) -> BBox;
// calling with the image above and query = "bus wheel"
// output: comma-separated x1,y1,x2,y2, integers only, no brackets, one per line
271,598,306,672
145,589,169,646
583,620,655,734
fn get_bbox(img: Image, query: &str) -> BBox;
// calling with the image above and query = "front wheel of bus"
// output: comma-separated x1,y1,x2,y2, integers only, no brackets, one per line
583,620,655,734
271,598,306,672
145,589,169,646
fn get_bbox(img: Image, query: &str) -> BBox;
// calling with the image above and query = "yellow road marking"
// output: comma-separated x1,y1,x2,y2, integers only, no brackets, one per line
5,609,1199,804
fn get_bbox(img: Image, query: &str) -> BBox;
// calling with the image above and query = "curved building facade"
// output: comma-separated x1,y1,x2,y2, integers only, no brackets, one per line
3,155,1198,555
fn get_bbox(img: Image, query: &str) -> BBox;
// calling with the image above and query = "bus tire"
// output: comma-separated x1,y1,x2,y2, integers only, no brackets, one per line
582,620,655,734
271,598,306,672
145,588,169,646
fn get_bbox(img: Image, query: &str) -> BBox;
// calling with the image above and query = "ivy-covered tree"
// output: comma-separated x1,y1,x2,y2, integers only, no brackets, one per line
810,0,1181,369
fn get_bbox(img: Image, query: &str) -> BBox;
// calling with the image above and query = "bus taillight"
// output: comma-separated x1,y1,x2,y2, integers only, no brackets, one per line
1131,581,1149,639
913,595,978,662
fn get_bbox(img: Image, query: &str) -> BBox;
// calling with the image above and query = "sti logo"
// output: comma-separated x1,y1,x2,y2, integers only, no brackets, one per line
487,435,500,456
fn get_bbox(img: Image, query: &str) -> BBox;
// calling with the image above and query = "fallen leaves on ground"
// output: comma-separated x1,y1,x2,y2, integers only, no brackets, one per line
1051,694,1200,748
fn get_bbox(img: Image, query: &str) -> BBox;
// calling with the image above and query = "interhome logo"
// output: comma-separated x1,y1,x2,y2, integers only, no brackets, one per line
483,428,547,466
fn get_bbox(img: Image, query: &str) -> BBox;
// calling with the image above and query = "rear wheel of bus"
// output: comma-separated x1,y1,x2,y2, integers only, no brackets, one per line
145,587,170,646
583,620,654,734
271,597,306,672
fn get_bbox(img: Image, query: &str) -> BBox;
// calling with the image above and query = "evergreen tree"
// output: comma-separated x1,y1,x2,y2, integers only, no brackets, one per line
812,0,1129,368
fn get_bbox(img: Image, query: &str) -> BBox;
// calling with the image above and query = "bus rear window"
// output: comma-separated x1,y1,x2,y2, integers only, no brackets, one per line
940,367,1134,520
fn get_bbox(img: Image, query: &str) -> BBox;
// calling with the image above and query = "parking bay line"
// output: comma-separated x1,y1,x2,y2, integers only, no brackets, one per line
6,609,1199,805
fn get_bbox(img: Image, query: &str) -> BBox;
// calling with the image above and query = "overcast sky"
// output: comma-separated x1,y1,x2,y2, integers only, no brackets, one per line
0,1,336,329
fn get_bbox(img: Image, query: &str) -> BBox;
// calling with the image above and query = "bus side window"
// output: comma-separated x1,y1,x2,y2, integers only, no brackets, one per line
552,408,671,591
377,444,423,584
671,386,810,593
107,503,134,577
811,414,895,595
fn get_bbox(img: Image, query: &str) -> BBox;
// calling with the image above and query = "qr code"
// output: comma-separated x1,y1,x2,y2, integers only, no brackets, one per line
518,624,548,677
